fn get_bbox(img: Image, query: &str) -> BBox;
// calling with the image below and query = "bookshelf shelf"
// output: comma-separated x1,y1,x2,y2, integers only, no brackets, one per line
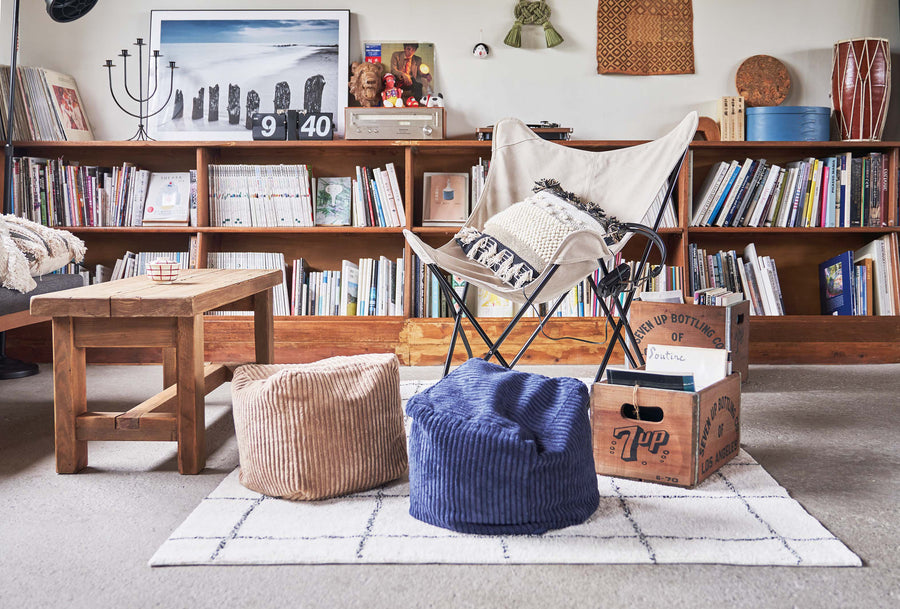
3,137,899,366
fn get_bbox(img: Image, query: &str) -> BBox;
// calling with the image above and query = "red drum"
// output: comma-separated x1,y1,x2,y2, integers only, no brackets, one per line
832,38,891,141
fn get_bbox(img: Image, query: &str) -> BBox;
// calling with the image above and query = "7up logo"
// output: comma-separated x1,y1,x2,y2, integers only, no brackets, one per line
613,425,670,462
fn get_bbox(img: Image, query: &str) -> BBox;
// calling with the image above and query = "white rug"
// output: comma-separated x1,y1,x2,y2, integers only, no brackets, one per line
150,380,861,567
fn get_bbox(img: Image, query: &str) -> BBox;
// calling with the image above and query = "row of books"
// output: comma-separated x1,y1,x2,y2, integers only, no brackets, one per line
0,66,93,141
692,152,893,228
208,164,314,228
688,243,785,316
207,163,406,228
207,252,291,316
819,234,900,316
290,256,404,317
411,256,685,319
644,179,679,229
10,156,196,227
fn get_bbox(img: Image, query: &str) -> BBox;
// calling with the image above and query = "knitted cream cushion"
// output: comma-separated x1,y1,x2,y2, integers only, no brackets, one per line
455,190,607,289
231,353,407,501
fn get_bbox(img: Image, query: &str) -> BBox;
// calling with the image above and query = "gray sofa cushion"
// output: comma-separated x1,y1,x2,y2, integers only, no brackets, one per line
0,274,86,316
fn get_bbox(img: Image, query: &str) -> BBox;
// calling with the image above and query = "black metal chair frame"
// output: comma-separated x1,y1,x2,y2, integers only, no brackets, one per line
427,150,688,382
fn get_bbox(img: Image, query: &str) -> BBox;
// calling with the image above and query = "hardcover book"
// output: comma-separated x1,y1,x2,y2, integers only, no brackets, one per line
142,172,191,225
818,251,855,315
315,176,352,226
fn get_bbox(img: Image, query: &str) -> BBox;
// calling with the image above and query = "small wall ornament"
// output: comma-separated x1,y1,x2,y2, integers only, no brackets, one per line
504,1,563,49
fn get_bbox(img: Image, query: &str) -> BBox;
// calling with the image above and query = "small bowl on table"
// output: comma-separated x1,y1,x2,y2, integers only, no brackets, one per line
147,258,180,284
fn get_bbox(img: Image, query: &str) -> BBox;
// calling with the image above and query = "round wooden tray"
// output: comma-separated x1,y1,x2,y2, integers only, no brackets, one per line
735,55,791,107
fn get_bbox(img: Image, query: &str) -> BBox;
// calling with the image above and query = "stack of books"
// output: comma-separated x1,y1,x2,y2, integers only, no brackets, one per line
347,163,406,227
207,252,291,316
290,256,404,317
10,157,195,228
691,153,894,228
208,164,315,227
819,235,900,316
689,243,784,316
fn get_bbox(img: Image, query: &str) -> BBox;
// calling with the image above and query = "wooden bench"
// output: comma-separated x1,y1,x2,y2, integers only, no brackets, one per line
0,274,86,379
30,268,282,475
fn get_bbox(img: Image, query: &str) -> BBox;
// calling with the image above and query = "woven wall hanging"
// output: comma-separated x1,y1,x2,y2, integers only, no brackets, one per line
504,1,564,48
597,0,695,75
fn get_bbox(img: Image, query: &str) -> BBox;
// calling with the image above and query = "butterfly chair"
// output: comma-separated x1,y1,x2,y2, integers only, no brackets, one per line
403,112,698,382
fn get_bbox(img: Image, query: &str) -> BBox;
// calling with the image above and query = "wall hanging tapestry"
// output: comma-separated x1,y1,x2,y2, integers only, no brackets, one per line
597,0,695,75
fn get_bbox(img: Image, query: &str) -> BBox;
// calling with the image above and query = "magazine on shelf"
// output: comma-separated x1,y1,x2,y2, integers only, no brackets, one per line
42,69,94,141
142,172,191,225
315,176,352,226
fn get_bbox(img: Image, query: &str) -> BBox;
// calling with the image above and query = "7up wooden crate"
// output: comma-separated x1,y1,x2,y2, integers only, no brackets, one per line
590,373,741,488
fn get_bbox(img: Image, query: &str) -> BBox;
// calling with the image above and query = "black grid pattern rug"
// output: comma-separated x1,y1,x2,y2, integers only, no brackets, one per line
150,381,861,566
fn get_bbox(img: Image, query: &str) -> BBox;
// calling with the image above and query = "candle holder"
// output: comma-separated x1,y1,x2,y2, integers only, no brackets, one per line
104,38,177,141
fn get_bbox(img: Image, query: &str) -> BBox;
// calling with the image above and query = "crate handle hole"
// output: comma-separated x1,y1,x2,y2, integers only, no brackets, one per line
736,313,745,324
621,403,664,422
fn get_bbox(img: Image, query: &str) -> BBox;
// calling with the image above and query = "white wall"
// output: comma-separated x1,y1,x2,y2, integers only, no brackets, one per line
3,0,900,140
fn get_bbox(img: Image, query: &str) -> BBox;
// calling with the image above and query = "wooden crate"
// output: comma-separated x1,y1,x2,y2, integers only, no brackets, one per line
590,373,741,488
630,300,750,382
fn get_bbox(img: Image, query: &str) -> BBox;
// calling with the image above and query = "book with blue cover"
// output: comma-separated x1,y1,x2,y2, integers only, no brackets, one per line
819,250,855,315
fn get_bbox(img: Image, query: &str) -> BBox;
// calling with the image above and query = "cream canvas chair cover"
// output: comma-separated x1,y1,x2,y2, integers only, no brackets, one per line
404,112,699,305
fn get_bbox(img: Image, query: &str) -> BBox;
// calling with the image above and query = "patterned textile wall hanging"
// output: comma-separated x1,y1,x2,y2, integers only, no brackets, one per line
597,0,695,75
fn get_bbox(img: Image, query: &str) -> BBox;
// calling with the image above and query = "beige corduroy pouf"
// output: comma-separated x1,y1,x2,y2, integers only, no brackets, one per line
231,353,408,500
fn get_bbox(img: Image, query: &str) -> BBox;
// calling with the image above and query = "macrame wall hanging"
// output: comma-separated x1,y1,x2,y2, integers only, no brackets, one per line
504,1,564,49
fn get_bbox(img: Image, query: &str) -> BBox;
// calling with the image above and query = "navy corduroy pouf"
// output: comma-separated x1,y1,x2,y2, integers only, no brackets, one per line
407,358,600,535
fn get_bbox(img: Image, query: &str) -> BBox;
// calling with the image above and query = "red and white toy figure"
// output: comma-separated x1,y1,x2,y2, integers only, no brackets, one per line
405,96,420,107
420,93,444,108
382,74,403,107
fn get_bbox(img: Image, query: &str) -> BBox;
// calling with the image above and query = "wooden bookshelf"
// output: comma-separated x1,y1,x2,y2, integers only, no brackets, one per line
4,138,899,366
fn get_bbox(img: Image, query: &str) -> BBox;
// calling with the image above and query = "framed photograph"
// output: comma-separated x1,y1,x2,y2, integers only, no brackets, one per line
148,10,350,140
363,41,436,102
423,172,469,226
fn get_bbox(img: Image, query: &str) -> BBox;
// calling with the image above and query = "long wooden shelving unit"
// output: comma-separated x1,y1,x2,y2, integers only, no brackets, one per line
5,138,900,366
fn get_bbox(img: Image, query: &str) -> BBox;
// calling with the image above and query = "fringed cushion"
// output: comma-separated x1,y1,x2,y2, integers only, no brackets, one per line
455,186,617,289
407,358,599,534
1,215,86,292
231,353,408,501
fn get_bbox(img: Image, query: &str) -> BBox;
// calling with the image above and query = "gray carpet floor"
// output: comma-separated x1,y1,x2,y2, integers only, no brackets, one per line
1,363,898,609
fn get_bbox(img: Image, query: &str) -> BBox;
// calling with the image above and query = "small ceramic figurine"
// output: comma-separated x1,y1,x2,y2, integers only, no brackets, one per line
473,43,490,58
382,74,403,107
404,96,420,107
420,93,444,108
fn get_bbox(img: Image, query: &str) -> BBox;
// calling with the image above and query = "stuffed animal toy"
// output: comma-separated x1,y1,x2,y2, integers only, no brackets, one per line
348,61,386,108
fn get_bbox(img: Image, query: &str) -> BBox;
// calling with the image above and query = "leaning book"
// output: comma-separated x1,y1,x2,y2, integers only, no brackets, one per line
142,172,192,225
315,176,352,226
42,68,94,141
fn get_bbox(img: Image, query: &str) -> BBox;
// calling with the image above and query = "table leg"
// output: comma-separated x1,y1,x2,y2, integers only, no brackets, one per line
53,317,87,473
162,347,176,389
253,287,274,364
176,315,205,474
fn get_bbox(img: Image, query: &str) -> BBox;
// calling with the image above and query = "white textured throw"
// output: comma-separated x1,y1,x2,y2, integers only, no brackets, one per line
0,215,86,292
150,380,861,567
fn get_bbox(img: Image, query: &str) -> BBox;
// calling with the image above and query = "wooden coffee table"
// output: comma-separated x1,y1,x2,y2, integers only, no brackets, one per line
31,268,282,474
